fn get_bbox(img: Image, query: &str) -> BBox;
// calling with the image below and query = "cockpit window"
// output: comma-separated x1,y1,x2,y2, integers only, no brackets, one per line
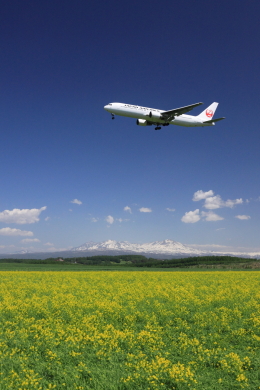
108,103,112,106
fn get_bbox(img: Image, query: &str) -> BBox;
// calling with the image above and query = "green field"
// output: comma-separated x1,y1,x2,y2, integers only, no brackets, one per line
0,262,109,271
1,262,257,272
0,263,155,272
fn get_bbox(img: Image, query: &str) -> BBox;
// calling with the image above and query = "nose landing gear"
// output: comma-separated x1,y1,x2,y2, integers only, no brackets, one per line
111,114,115,120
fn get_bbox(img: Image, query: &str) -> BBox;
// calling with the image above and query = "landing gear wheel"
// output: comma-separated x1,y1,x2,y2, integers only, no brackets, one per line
155,127,161,130
111,114,115,120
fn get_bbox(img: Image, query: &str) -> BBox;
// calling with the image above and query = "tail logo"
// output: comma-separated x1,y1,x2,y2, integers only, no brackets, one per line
206,109,213,118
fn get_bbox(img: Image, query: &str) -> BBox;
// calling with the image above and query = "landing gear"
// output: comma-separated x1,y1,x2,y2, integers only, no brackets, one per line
111,114,115,120
163,123,169,126
155,126,161,130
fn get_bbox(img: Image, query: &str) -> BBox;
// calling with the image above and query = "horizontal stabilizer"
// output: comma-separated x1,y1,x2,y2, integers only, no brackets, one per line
203,117,225,124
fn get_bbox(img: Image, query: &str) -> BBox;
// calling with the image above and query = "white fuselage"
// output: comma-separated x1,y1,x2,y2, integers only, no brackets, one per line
104,102,214,127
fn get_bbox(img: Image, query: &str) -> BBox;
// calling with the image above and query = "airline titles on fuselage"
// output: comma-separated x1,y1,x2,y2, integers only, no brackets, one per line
123,104,160,112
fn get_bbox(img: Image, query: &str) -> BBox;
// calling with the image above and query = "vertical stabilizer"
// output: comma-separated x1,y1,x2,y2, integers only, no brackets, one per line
197,102,219,120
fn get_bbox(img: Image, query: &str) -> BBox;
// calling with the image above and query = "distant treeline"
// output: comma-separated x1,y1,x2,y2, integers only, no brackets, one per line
0,255,148,265
65,255,149,265
0,255,257,268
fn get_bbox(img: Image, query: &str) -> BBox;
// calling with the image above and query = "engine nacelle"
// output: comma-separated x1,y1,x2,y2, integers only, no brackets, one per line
136,119,149,126
148,111,162,120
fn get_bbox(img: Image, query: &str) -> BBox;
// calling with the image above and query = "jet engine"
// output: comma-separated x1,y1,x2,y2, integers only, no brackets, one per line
136,119,149,126
148,111,162,120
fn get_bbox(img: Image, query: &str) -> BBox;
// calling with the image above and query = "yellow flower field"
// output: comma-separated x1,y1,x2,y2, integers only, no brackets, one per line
0,271,259,389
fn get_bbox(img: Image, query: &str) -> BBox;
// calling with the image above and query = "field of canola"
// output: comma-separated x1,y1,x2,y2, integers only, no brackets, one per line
0,271,259,390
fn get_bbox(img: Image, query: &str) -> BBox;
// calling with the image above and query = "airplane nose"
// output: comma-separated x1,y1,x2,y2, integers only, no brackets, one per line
104,105,109,111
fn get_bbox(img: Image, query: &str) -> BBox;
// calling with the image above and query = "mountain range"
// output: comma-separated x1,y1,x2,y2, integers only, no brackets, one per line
71,239,202,255
71,239,260,258
1,239,259,260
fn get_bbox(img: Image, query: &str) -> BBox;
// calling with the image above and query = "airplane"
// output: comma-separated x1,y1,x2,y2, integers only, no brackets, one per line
104,101,225,130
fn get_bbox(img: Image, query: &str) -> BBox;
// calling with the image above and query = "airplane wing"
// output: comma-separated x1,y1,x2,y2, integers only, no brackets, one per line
161,102,203,121
203,117,225,123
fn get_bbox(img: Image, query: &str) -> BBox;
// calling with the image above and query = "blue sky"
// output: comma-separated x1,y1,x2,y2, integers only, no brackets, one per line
1,0,259,253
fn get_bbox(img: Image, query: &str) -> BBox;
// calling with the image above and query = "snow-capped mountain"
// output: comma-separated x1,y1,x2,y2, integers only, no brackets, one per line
14,250,32,254
71,239,204,256
71,239,260,258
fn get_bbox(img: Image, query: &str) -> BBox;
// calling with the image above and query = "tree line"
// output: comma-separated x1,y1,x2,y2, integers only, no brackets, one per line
0,255,256,267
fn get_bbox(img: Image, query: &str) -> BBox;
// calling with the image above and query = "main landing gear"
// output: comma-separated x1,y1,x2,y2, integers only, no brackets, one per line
155,122,170,130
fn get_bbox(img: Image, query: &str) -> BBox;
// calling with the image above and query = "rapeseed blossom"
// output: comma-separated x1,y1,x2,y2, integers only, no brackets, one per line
0,271,259,389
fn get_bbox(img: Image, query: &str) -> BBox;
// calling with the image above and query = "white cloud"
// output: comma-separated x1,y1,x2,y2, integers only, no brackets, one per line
70,199,82,205
21,238,40,243
203,195,223,209
193,190,214,201
201,211,224,221
45,216,50,221
139,207,152,213
105,215,114,224
225,198,243,208
181,209,200,223
44,242,54,246
192,190,243,210
91,217,98,223
0,207,46,224
216,228,226,231
235,215,251,220
166,208,175,212
0,228,34,236
124,206,132,214
203,196,243,209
